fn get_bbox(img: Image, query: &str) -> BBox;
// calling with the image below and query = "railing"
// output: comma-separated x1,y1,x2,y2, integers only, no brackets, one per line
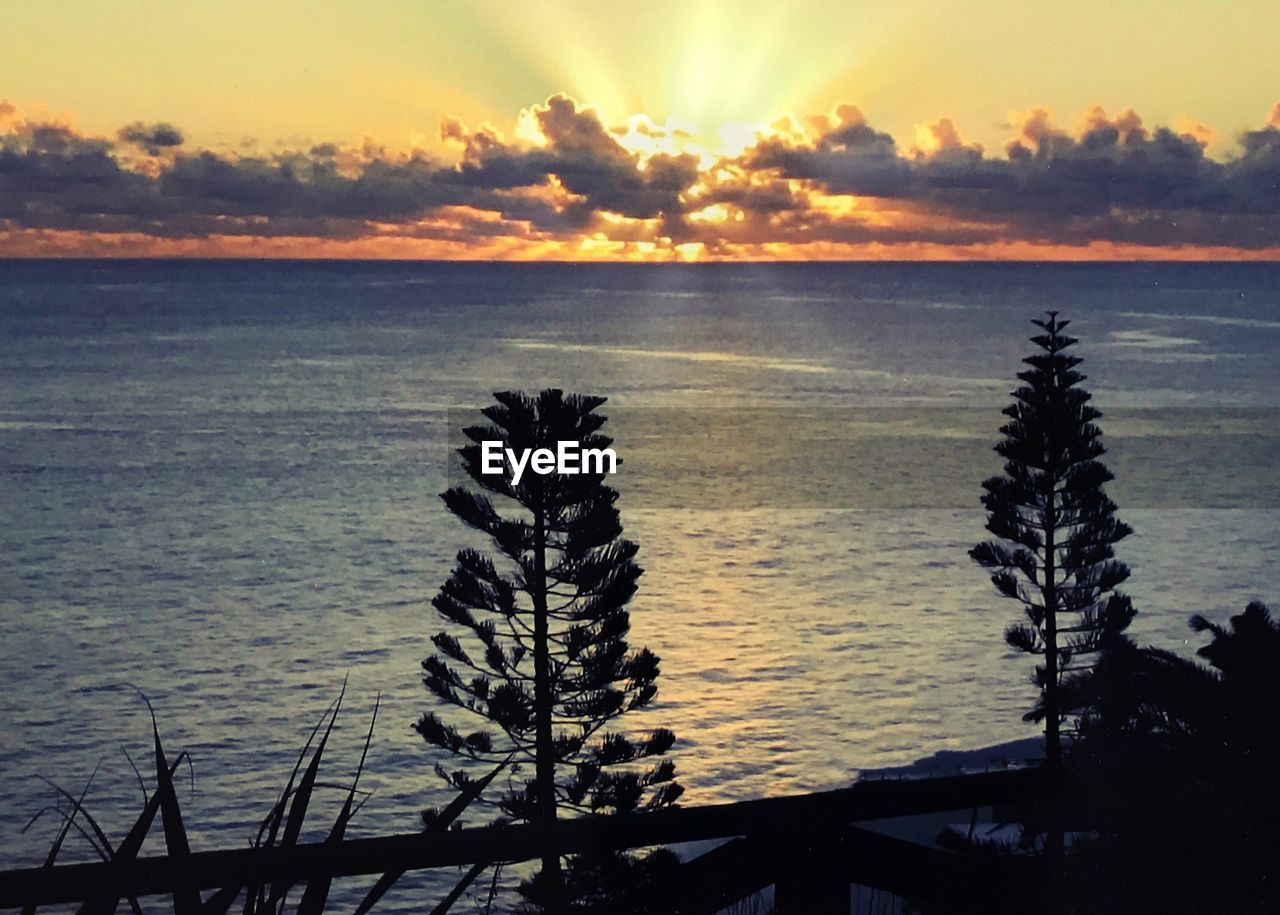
0,767,1044,914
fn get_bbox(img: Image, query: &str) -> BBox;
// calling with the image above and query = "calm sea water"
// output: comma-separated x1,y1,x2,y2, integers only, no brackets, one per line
2,261,1278,907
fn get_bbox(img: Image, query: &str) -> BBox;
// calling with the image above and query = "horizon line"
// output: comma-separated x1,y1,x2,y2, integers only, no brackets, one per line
4,256,1279,266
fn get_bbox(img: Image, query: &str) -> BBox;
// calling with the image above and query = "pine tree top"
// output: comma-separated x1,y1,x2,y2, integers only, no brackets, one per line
419,389,681,828
971,312,1136,735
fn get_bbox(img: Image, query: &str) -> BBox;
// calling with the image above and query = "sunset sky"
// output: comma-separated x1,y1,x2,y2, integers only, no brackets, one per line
3,0,1279,260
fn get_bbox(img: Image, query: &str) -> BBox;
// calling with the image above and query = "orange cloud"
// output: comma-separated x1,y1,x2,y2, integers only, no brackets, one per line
2,96,1279,260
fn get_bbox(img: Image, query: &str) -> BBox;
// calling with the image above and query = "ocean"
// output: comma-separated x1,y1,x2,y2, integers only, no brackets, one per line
2,260,1278,907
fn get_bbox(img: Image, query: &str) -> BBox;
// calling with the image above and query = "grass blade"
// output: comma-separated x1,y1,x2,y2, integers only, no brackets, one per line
429,860,489,915
42,763,100,867
296,696,379,915
353,758,506,915
245,686,346,915
265,687,346,910
352,869,401,915
76,754,185,915
282,691,343,850
21,766,102,915
199,883,243,915
31,782,148,914
31,776,116,864
256,688,343,850
144,702,200,915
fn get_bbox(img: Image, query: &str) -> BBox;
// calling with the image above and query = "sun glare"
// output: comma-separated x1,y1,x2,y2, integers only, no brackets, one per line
468,0,866,160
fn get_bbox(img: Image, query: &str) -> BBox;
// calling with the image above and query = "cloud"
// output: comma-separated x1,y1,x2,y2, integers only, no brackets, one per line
1,96,1279,257
448,95,701,220
741,104,911,198
728,103,1280,250
913,117,980,157
117,121,185,155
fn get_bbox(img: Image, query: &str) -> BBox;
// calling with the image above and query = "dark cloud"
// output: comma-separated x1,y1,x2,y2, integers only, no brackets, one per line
117,121,185,155
731,105,1280,249
743,105,911,198
1,97,1278,253
451,95,700,219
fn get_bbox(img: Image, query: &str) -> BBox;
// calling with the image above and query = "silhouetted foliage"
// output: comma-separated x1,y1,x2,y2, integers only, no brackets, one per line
417,389,681,910
971,312,1135,769
14,690,493,914
518,846,682,915
1056,601,1280,913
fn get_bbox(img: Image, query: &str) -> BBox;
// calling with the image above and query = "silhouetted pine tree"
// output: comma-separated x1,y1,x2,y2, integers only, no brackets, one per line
970,312,1135,770
416,389,681,910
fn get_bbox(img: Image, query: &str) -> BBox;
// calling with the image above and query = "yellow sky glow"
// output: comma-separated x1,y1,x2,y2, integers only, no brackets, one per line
5,0,1277,155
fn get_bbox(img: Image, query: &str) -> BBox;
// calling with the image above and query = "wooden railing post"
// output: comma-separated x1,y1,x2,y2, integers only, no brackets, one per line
771,817,850,915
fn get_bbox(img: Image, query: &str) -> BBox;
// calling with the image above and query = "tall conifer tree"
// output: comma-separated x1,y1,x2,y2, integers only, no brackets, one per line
417,389,681,909
971,312,1135,769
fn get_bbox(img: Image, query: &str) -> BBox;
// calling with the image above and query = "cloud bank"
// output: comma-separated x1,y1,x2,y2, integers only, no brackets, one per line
1,96,1278,259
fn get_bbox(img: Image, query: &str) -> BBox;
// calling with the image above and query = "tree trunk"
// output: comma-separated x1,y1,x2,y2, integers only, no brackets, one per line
1043,510,1060,772
1042,411,1065,884
531,499,562,907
